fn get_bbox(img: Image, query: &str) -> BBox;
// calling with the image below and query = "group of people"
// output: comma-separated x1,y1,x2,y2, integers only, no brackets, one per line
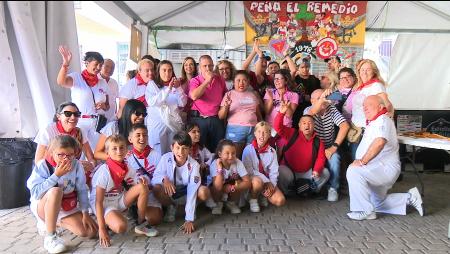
26,42,424,253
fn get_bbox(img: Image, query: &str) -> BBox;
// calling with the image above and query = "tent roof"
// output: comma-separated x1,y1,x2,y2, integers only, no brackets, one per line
101,1,450,50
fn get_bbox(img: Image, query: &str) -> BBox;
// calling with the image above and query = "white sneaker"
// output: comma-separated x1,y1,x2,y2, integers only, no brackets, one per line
327,187,339,202
164,205,177,222
212,201,223,215
37,220,46,236
44,233,66,254
225,201,241,214
347,211,377,221
249,199,260,213
205,197,217,208
407,187,424,216
259,196,269,207
135,221,159,237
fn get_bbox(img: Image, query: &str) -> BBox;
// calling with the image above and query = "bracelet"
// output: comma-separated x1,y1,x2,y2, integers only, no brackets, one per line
331,142,340,148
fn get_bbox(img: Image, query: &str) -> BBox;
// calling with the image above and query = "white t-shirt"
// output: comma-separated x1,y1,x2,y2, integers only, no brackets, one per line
100,121,119,137
34,122,88,147
209,158,248,182
126,149,161,184
68,72,110,116
351,82,386,127
119,77,147,105
90,163,136,202
356,114,399,164
225,80,234,91
98,74,119,122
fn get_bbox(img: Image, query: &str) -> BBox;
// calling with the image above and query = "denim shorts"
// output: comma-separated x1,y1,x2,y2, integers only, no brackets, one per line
225,125,254,144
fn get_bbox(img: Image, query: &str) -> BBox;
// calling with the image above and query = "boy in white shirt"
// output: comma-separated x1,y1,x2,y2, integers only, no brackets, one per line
152,132,209,234
242,121,285,212
90,135,157,248
126,123,162,225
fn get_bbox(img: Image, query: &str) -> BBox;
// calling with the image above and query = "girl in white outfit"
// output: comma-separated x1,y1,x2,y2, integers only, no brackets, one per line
145,60,187,155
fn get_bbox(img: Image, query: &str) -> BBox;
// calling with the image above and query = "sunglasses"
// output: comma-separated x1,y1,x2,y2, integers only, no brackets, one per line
134,111,148,117
60,111,81,117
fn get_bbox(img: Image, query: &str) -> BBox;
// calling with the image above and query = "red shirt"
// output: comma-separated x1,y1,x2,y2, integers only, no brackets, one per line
274,112,326,174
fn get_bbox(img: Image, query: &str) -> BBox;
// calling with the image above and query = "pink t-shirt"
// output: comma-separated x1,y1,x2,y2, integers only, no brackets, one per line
221,90,259,127
264,89,299,127
189,75,226,116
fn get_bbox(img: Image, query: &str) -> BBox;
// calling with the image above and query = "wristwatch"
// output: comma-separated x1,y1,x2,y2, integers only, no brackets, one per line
331,142,340,148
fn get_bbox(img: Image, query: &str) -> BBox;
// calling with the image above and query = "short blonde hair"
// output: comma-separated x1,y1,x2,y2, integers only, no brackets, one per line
105,134,127,151
137,59,154,72
254,121,271,133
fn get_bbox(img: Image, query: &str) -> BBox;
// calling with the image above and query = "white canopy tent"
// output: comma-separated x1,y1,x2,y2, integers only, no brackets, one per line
1,1,450,139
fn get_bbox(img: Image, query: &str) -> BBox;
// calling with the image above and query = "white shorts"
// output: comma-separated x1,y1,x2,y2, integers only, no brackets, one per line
90,193,127,216
147,192,162,208
30,200,80,225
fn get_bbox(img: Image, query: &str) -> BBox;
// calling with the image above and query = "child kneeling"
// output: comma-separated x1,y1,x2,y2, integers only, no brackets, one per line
152,132,209,234
210,139,251,214
242,121,285,212
27,135,97,254
90,135,155,248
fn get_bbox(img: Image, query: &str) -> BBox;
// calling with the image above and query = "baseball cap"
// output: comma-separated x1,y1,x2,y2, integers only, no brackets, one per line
324,55,341,63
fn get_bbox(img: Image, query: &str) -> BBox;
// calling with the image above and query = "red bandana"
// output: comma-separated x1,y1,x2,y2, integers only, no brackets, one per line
366,107,388,126
133,145,151,169
356,78,379,91
106,158,129,188
56,121,78,137
252,139,270,177
81,70,99,87
45,155,57,168
135,73,147,86
136,95,148,107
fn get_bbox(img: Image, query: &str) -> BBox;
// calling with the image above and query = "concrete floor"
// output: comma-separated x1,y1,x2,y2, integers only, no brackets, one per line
0,171,449,254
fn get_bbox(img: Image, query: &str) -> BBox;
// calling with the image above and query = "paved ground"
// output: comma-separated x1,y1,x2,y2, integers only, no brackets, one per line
0,171,449,254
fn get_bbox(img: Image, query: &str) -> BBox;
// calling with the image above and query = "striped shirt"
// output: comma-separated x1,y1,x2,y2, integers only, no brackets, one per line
304,105,346,148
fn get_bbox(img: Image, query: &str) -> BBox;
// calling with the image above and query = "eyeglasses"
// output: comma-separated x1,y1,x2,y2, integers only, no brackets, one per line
56,153,74,159
134,111,148,117
219,68,231,71
339,76,353,81
60,111,81,117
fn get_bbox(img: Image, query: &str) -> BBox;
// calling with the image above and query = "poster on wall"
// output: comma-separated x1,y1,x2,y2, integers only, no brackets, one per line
244,1,368,64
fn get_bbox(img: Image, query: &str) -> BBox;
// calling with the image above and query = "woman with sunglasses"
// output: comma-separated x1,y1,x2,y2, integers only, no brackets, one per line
34,102,96,178
94,99,147,160
57,46,110,152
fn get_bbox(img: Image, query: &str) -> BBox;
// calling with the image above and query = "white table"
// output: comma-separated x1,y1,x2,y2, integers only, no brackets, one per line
397,135,450,196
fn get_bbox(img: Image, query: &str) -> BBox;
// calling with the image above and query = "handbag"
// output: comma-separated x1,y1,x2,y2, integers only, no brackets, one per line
61,191,78,211
294,177,317,195
347,122,364,143
95,114,107,133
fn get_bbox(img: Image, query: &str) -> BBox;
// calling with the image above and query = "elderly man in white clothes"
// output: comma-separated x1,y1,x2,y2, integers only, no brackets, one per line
99,59,119,123
346,95,424,220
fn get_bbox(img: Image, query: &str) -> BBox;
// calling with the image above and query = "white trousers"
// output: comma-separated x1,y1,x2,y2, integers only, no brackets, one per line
346,159,408,215
77,118,99,153
147,119,174,155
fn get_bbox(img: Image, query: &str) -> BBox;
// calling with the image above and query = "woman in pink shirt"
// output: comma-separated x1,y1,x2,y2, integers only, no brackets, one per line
264,69,299,128
218,70,262,158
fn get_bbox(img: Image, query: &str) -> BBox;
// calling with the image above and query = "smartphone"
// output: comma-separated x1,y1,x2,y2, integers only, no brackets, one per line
327,91,343,101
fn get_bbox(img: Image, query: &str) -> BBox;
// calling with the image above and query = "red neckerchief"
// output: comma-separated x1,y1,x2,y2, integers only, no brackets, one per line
356,78,379,91
106,158,128,188
191,143,200,162
136,95,148,107
133,145,151,169
252,139,270,177
56,121,78,137
366,107,388,126
135,73,147,86
45,155,57,167
81,69,98,87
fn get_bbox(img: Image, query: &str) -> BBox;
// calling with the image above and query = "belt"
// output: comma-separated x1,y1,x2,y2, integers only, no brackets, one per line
190,110,217,119
81,115,98,119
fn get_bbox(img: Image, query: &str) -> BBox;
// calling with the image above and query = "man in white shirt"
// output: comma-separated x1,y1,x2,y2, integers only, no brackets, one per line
346,95,424,220
99,59,119,122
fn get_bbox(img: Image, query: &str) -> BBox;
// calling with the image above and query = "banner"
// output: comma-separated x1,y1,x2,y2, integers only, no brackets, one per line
244,1,367,63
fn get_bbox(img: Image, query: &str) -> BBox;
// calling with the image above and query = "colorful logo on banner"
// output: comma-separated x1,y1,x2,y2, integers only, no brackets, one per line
244,1,367,61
